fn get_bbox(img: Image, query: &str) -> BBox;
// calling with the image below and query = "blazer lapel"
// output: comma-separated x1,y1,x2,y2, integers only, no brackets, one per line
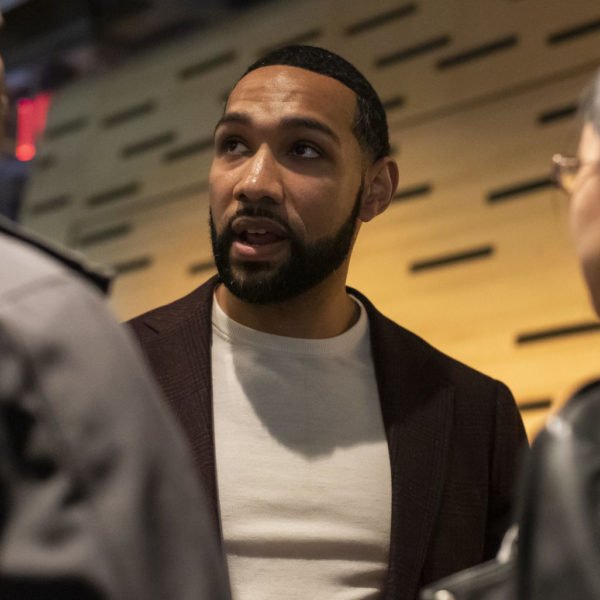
134,277,221,535
351,288,454,600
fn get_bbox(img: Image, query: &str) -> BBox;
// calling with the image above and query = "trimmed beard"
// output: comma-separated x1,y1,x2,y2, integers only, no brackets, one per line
210,185,362,304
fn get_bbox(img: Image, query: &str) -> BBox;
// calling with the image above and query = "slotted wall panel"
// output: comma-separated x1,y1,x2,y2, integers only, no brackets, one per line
22,0,600,437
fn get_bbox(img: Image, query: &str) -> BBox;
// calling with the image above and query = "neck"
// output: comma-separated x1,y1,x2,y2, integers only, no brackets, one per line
214,271,358,339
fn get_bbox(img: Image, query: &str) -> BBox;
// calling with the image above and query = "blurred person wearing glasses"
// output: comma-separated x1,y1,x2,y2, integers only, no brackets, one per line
421,68,600,600
552,72,600,314
0,12,229,600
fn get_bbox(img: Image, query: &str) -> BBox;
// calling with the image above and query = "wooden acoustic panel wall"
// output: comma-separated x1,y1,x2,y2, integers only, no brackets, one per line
22,0,600,437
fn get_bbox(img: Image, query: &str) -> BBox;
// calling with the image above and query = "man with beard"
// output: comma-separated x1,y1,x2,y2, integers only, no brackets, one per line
129,45,527,600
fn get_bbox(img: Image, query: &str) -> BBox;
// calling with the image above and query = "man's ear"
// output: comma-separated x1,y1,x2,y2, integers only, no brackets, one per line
359,157,399,223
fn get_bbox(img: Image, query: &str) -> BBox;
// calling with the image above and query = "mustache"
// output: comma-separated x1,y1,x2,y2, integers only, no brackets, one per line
226,205,292,236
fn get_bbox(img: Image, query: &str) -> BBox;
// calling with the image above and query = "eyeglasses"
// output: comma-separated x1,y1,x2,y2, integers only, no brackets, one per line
551,153,600,194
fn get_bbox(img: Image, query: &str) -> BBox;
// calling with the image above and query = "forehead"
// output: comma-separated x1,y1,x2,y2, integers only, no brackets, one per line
225,65,357,133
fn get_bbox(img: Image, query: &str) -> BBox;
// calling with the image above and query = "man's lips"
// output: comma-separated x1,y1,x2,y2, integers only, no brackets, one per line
229,216,290,260
231,216,289,246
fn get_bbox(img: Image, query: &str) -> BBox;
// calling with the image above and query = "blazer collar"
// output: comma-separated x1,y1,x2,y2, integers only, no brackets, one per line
349,287,454,600
136,276,222,528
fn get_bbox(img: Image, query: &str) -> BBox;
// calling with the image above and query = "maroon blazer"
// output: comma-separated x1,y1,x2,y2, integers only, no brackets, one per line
128,276,527,600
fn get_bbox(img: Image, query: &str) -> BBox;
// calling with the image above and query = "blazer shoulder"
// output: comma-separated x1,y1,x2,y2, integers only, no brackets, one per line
128,276,218,342
397,314,507,394
351,285,509,394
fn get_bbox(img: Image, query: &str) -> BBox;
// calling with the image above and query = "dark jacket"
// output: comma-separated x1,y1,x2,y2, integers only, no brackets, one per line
129,275,527,600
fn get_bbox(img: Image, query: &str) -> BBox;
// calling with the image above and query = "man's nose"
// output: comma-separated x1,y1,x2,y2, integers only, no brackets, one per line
233,145,283,204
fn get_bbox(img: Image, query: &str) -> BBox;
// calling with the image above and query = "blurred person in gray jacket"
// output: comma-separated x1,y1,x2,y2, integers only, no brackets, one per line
0,19,230,600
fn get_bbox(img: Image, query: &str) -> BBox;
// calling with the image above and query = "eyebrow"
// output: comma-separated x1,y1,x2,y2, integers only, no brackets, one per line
214,111,341,145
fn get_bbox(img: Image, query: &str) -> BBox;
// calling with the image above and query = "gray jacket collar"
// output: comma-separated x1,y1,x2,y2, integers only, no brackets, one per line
0,215,113,293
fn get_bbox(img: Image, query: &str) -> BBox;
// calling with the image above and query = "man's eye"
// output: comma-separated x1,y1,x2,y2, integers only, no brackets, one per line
222,139,248,154
292,143,320,158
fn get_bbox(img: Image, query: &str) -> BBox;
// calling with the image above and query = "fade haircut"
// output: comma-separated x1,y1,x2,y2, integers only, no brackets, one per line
240,45,391,162
581,68,600,137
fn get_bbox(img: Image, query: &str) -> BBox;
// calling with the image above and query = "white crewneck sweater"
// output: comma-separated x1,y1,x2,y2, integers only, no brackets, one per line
211,295,391,600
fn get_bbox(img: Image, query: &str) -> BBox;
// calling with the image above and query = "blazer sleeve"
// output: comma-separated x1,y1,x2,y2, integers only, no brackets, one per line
484,380,528,558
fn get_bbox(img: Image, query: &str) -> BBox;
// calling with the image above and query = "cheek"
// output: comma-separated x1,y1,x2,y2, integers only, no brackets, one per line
208,168,235,219
287,176,354,236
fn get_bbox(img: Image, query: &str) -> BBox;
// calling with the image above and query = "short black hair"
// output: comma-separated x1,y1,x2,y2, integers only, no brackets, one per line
241,45,390,162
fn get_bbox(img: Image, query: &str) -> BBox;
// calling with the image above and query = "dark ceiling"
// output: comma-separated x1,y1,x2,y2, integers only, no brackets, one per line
1,0,272,95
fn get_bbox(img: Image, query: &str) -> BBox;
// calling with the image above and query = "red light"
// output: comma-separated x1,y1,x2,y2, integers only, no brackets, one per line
16,93,52,162
16,144,36,162
34,93,51,136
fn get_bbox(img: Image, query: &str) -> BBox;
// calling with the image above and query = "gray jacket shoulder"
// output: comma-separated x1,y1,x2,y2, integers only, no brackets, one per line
0,231,230,600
